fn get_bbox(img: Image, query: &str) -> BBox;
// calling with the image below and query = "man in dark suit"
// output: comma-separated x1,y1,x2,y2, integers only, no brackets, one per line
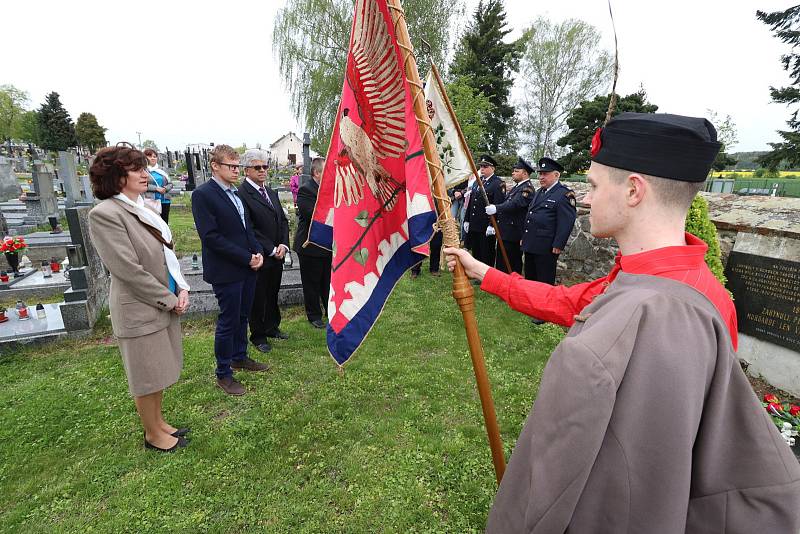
191,145,268,396
463,155,505,267
294,157,332,329
238,149,290,353
521,157,577,323
485,157,536,275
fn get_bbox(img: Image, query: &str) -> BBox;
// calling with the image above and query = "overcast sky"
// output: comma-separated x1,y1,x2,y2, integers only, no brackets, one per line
5,0,796,152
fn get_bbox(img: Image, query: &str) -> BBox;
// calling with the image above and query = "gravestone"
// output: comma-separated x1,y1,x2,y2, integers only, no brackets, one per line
300,132,312,187
23,161,58,225
58,151,88,207
80,175,94,203
0,156,21,201
725,232,800,395
60,207,109,331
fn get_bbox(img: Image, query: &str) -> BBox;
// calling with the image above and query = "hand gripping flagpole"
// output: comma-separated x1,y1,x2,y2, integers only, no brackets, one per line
428,62,513,274
387,0,506,484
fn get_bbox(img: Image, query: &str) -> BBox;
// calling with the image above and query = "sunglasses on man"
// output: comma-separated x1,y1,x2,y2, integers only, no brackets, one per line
248,165,269,171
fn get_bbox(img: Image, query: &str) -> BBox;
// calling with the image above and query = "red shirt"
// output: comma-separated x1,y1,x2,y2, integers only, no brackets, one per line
481,233,738,350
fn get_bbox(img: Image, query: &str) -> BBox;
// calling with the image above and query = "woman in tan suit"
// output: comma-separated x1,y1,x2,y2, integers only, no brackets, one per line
89,144,191,452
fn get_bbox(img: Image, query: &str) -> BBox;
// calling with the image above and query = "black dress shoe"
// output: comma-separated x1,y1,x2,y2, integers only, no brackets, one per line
144,435,188,452
310,319,325,329
252,342,271,353
266,330,289,340
171,427,190,438
530,318,545,325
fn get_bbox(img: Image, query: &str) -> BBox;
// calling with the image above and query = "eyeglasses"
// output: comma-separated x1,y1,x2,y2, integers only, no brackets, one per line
216,162,240,171
248,165,269,171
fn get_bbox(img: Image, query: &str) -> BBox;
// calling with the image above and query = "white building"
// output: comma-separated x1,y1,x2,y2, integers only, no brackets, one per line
269,132,317,167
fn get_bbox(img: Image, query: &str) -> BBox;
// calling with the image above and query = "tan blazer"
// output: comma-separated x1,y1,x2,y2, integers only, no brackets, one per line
88,198,179,338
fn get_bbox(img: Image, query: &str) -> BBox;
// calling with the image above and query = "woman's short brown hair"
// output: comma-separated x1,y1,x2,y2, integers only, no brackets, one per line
90,145,147,200
142,148,158,157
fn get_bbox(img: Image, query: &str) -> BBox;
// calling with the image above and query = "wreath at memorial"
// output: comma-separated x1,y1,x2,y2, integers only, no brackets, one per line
763,393,800,447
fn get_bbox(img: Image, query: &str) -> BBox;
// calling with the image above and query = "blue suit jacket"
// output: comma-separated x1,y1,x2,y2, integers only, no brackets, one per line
495,179,535,242
191,179,263,284
521,181,577,255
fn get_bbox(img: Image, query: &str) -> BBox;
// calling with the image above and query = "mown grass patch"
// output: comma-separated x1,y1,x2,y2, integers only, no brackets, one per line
0,266,562,532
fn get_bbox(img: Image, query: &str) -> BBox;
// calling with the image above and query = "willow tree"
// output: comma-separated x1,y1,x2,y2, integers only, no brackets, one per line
272,0,464,154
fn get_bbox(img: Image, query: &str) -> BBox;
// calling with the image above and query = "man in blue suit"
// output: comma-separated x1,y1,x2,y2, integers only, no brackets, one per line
521,157,577,294
191,145,268,396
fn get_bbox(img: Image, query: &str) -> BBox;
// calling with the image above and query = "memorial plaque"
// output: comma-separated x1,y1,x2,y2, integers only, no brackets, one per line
725,251,800,351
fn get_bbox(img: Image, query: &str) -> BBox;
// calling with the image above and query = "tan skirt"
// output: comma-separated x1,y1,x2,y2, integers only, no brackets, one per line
118,313,183,397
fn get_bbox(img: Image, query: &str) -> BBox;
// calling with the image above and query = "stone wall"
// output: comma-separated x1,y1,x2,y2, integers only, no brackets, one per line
556,183,800,283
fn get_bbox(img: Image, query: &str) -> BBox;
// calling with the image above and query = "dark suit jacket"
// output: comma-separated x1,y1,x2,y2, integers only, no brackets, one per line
464,174,506,232
495,178,535,242
238,180,289,265
293,179,331,258
521,181,577,255
191,178,263,284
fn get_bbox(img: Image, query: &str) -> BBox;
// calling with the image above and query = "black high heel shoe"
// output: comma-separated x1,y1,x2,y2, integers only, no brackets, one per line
144,435,188,453
171,428,190,438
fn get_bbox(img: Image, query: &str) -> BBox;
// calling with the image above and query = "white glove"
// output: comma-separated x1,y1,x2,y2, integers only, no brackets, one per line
486,226,496,236
463,221,470,233
485,204,497,216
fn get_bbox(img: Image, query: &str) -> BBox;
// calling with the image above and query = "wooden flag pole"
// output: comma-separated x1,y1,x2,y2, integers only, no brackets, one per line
387,0,506,484
429,63,512,274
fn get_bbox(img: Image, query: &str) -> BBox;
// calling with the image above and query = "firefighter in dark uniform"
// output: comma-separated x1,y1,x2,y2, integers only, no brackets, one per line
521,157,577,297
485,157,535,274
463,155,506,267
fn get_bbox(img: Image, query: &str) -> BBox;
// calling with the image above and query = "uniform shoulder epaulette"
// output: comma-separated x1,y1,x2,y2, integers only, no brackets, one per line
564,189,576,207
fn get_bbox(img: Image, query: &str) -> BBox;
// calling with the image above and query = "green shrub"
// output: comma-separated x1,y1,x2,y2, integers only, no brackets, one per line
685,195,726,285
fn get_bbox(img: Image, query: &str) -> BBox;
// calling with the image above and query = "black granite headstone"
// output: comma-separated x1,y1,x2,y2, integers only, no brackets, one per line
724,251,800,351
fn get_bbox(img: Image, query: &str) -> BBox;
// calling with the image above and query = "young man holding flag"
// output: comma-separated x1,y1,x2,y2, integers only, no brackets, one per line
446,113,800,532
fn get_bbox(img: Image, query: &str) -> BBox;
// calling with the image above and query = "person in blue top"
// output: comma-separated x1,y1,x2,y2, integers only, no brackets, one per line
521,157,577,293
144,148,174,223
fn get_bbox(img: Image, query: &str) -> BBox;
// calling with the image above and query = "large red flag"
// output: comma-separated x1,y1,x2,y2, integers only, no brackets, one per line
306,0,436,366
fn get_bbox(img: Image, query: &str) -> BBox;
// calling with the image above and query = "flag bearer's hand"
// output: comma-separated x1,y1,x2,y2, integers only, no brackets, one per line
443,247,490,282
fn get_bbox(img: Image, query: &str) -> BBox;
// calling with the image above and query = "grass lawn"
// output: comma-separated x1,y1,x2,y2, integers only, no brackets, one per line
0,267,565,532
169,206,201,258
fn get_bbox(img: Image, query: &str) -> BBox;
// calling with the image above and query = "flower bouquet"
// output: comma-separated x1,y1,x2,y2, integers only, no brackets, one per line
0,236,27,273
763,393,800,448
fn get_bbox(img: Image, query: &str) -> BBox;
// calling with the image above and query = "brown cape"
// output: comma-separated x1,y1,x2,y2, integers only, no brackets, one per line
487,273,800,533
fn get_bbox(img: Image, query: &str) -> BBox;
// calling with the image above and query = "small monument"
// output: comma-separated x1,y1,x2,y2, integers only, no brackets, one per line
23,161,59,226
0,156,22,202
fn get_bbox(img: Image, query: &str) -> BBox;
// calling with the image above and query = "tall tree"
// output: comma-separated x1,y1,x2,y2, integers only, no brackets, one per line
446,76,495,157
449,0,520,153
706,110,738,173
14,110,40,145
37,92,77,151
141,139,159,151
517,17,613,161
272,0,464,154
0,84,30,143
75,112,108,152
556,89,658,174
756,6,800,169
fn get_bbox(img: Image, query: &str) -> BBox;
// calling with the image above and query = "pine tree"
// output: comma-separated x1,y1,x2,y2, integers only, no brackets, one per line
756,6,800,169
449,0,521,154
37,92,77,151
556,90,658,174
75,112,107,153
